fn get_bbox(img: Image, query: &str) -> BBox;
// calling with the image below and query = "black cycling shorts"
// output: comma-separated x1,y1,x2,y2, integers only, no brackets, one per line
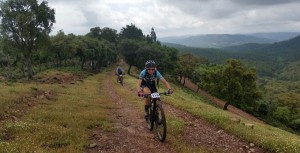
141,80,157,93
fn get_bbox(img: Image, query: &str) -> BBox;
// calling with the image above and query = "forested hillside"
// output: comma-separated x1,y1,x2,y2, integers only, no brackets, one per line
164,35,300,133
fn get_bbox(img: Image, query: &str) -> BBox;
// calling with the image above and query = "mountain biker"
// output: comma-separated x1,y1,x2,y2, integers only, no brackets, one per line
116,66,124,82
136,60,173,119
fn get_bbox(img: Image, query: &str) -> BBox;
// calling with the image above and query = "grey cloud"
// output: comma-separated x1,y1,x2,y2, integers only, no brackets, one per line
230,0,300,6
47,0,300,37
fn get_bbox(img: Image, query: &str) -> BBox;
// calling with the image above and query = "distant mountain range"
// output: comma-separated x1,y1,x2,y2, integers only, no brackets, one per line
163,34,300,79
160,32,300,48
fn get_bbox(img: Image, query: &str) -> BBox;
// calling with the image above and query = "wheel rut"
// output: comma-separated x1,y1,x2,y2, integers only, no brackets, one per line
85,72,176,153
86,70,270,153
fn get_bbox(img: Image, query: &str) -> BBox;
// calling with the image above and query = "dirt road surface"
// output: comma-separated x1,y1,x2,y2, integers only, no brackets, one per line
86,71,269,153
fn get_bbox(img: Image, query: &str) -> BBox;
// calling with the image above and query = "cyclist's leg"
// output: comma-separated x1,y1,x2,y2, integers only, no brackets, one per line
142,86,151,118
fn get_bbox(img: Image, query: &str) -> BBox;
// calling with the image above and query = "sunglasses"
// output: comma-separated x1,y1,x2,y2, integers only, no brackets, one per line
147,68,155,71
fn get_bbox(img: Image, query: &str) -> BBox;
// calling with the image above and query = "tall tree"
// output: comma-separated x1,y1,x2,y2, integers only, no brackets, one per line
0,0,55,79
86,27,101,39
119,23,144,40
178,53,200,86
150,27,156,43
119,39,139,74
100,27,118,44
221,59,261,110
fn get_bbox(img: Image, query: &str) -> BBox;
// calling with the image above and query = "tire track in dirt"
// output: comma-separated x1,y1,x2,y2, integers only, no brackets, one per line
86,72,176,153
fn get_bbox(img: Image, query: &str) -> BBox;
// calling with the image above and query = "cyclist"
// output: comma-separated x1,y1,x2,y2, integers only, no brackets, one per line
136,60,173,119
116,65,124,82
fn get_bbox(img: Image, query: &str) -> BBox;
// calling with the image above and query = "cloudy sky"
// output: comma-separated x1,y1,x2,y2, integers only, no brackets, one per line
46,0,300,38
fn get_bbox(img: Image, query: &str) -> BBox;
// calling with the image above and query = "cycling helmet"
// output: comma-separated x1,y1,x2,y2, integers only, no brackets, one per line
145,60,156,68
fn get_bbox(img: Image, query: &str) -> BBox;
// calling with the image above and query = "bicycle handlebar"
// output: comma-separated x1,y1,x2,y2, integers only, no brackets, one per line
143,92,170,97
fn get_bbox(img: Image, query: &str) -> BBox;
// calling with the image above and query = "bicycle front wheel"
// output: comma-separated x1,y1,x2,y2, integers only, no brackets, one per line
155,103,166,142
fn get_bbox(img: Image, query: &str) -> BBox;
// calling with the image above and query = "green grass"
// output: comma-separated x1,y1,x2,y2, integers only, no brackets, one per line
0,69,115,152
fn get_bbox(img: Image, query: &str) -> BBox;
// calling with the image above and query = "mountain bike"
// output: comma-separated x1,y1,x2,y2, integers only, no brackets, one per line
144,92,169,142
117,74,123,86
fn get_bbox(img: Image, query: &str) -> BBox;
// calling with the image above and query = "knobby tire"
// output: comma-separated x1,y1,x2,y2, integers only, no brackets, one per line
155,103,166,142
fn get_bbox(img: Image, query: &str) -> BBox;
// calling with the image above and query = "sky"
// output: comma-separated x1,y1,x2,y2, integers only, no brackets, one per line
45,0,300,38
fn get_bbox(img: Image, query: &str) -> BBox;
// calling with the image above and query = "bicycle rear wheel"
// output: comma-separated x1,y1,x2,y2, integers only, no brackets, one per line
120,76,123,86
155,103,166,142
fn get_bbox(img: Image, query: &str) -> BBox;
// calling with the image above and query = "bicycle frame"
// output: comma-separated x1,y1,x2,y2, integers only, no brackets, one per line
145,92,168,141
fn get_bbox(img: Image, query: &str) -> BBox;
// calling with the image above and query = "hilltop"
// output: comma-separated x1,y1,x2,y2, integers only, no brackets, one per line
160,32,300,48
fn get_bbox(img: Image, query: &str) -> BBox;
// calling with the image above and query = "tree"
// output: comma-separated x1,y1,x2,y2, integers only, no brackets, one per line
50,30,77,67
86,27,118,44
222,59,262,110
0,0,55,79
86,27,101,39
119,39,139,74
119,23,144,40
100,27,118,44
178,53,200,86
150,27,156,43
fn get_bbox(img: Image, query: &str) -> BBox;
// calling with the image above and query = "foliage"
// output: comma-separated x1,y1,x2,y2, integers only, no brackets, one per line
259,78,300,131
197,59,262,110
86,27,118,44
273,106,291,124
0,0,55,78
119,23,144,40
118,39,140,74
119,37,179,75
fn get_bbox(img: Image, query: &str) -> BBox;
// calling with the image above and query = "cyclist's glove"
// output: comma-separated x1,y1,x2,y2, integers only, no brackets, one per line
167,89,173,94
138,91,143,97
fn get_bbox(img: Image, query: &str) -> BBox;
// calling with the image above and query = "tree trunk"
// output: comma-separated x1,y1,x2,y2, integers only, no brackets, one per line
179,75,182,83
26,57,34,79
81,60,85,70
223,102,230,110
39,58,41,72
183,77,186,86
127,65,132,75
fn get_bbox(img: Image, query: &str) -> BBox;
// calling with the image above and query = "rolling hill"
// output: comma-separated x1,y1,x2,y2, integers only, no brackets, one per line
160,32,300,48
164,35,300,78
160,34,275,48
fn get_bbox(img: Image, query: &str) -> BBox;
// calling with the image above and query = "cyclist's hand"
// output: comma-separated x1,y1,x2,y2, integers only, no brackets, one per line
138,91,143,97
167,89,173,94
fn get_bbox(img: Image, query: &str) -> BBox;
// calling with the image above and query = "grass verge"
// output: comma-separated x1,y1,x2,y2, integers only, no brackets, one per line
0,69,115,152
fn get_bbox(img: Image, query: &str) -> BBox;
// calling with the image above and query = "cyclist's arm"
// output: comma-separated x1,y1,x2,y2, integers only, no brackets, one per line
156,71,171,90
137,79,142,92
160,78,171,90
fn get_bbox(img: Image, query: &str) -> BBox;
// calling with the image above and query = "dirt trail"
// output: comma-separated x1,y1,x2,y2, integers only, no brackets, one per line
86,70,269,153
86,72,176,153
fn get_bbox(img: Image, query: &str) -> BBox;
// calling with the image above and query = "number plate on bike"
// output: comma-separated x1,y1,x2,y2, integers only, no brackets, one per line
151,93,160,98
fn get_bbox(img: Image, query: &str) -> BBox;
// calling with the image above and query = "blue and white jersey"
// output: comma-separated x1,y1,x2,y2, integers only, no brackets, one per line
139,69,164,83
